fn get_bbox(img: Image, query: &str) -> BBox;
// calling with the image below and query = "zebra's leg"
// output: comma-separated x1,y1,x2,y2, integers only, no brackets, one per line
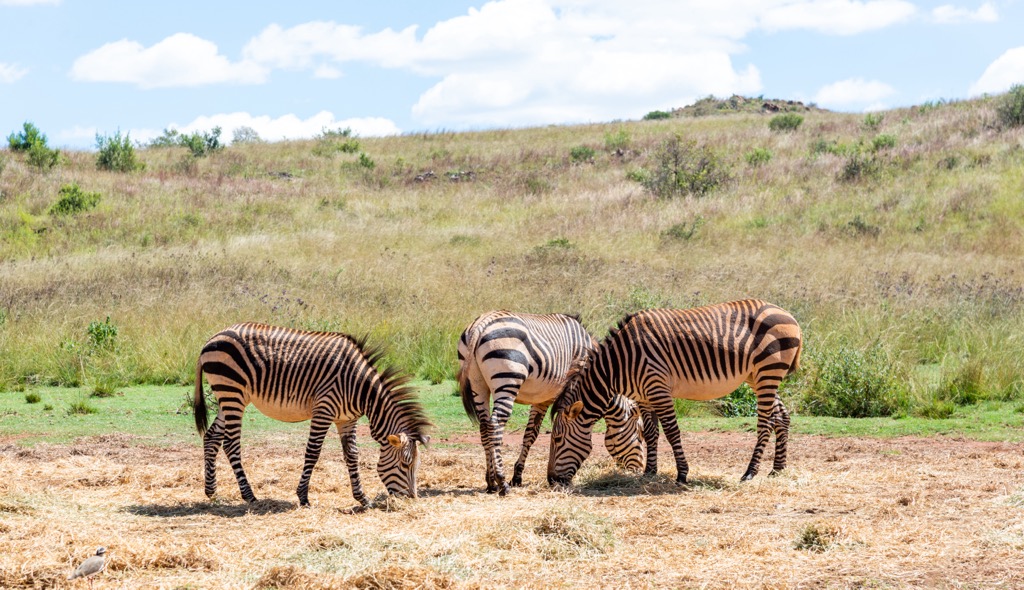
296,411,334,507
203,413,225,498
511,402,550,487
770,399,791,474
488,388,518,496
640,402,659,476
468,383,501,493
649,393,689,484
741,387,780,481
219,398,257,503
338,421,368,507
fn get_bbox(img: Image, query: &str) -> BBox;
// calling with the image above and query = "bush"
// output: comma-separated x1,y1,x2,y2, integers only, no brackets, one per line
24,392,41,404
714,383,758,417
231,126,263,144
569,145,596,164
7,121,47,152
67,396,98,416
768,113,803,132
357,153,376,169
996,84,1024,129
96,130,144,172
871,134,897,152
863,112,884,131
642,110,671,120
638,135,731,198
27,142,61,171
312,127,360,156
745,147,773,166
148,127,224,157
50,183,101,216
87,316,118,349
838,153,883,182
604,130,630,152
800,345,908,417
661,216,705,241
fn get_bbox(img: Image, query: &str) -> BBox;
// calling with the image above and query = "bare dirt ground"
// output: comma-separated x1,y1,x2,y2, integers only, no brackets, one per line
2,431,1024,589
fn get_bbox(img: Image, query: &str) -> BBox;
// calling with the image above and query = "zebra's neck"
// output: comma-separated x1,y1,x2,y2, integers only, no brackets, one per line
365,384,407,444
579,352,615,421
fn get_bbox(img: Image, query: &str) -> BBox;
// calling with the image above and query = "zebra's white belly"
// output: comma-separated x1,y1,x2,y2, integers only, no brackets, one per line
250,397,314,423
671,374,748,401
514,380,561,406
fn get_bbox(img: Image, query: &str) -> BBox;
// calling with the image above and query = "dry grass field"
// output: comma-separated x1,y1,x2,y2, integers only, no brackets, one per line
3,429,1024,589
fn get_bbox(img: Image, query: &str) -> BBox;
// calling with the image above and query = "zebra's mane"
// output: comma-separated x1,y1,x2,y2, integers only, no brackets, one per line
549,354,590,420
351,336,433,445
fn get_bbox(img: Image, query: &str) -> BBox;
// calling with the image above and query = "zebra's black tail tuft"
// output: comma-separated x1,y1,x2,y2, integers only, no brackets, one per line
193,358,209,437
458,364,479,425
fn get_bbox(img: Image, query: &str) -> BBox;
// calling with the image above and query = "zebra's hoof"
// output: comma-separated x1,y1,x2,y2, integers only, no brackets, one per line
510,475,523,487
769,468,785,477
244,496,258,504
740,472,755,482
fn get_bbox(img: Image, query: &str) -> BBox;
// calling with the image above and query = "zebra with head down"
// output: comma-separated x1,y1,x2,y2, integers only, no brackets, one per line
458,311,654,495
193,323,431,507
548,300,802,486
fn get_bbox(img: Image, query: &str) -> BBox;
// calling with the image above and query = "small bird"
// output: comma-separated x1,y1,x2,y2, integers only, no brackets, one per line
68,547,106,588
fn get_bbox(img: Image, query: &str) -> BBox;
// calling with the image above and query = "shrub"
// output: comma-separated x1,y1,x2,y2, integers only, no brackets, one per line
871,134,897,152
916,398,955,419
800,345,908,417
357,153,376,169
838,153,883,182
312,127,360,156
569,145,596,164
148,127,224,157
24,392,41,404
795,522,841,552
604,130,630,152
49,183,101,216
638,135,731,198
231,126,263,144
27,142,61,171
996,84,1024,128
96,130,144,172
7,121,47,152
768,113,803,132
87,316,118,349
642,110,671,120
745,147,773,166
661,216,705,241
863,112,884,131
714,383,758,417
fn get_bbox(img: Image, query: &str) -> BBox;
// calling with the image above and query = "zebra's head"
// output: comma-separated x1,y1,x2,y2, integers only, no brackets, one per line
378,432,428,498
603,396,645,473
547,361,597,486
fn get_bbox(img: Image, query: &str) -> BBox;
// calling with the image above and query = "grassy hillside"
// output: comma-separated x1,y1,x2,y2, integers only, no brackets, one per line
1,94,1023,419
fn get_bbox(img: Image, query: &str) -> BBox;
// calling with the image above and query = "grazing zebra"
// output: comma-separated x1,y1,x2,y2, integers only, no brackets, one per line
192,323,431,507
457,311,651,495
548,300,802,486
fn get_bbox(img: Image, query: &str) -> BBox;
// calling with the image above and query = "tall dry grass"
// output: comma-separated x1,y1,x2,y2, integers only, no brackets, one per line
1,97,1022,411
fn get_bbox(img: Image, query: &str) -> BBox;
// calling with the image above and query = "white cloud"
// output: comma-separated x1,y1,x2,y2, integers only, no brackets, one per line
813,78,896,109
71,33,266,88
127,111,400,145
760,0,916,35
0,62,28,83
931,2,997,24
969,47,1024,96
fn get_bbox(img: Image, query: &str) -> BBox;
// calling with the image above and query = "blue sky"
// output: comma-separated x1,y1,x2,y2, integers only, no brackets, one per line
2,0,1023,149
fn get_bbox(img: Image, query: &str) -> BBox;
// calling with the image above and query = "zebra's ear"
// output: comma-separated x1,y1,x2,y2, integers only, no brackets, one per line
388,433,409,448
566,401,584,421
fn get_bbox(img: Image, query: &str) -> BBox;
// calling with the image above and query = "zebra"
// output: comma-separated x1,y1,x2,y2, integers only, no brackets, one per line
457,311,653,495
547,300,802,486
192,323,431,507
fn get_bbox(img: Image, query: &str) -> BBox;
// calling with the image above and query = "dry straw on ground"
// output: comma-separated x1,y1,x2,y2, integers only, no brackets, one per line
2,431,1024,588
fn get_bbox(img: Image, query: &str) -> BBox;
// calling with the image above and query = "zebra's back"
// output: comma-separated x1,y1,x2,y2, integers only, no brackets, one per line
604,300,802,401
200,323,369,423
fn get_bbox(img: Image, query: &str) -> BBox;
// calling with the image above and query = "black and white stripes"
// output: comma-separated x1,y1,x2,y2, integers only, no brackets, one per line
548,300,802,486
457,311,647,494
193,323,431,507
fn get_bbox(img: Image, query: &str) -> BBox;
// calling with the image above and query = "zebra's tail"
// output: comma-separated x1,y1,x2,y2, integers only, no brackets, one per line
788,341,803,375
193,358,209,437
458,363,479,425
